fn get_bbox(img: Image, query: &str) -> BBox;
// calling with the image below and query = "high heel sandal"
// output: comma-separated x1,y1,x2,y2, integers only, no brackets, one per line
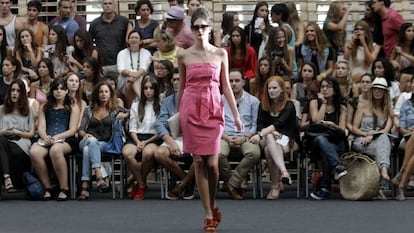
78,187,89,201
281,171,292,185
42,188,53,201
204,218,216,233
3,175,16,193
213,207,222,227
96,176,109,193
56,189,70,201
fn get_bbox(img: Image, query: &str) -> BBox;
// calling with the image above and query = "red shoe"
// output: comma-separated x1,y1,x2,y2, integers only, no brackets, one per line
129,184,139,199
133,187,146,200
203,218,216,233
212,207,222,228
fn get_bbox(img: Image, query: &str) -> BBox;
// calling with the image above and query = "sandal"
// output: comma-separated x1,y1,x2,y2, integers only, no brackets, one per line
42,188,53,201
396,187,405,201
281,171,292,185
56,189,70,201
212,207,222,228
266,186,280,200
203,218,216,233
96,176,109,192
3,175,16,193
78,187,90,201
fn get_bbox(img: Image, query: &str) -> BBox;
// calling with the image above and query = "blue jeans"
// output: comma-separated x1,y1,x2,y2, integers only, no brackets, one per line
79,137,108,181
312,135,345,190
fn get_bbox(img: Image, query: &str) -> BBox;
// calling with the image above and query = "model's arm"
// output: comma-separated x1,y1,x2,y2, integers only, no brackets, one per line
176,48,186,110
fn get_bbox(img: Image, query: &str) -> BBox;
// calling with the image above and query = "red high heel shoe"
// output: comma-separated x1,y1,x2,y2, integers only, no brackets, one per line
204,218,216,233
213,207,222,227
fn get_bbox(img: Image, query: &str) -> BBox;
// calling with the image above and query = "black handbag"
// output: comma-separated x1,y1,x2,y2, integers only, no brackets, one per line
303,123,346,143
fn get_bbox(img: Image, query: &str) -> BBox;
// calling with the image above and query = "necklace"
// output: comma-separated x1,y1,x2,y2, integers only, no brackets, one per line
129,49,140,70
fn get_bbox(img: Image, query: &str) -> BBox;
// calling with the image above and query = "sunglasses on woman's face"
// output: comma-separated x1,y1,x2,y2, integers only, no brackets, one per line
191,24,210,31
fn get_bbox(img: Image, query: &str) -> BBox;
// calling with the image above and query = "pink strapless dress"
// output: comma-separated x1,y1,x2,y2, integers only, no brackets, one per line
179,63,224,155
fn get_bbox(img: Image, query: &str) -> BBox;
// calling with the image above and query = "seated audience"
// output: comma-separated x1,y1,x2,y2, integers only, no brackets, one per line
122,74,161,200
14,28,43,82
0,79,35,194
250,56,272,101
226,26,258,80
77,81,123,200
29,78,80,201
351,77,393,200
309,78,348,200
250,76,299,199
219,69,261,200
344,20,380,78
0,56,22,105
154,71,195,200
30,58,55,105
298,22,334,80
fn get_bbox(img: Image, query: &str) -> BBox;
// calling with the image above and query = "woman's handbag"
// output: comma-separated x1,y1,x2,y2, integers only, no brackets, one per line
339,152,380,201
103,119,126,154
303,123,346,143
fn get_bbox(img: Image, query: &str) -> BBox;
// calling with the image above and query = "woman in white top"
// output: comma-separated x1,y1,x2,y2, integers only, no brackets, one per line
117,30,151,107
122,73,161,200
344,20,380,79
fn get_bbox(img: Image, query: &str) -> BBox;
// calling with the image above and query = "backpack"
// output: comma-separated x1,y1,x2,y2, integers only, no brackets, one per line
23,172,45,200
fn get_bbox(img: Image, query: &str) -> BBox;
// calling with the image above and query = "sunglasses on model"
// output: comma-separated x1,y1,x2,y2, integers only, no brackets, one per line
191,24,210,31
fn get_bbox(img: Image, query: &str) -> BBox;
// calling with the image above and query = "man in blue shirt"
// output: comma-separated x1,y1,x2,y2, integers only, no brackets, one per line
154,71,195,200
219,68,261,199
49,0,79,45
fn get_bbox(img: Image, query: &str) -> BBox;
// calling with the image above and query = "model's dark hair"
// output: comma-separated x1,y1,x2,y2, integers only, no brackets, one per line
44,77,73,112
138,73,160,122
3,79,29,116
191,7,211,26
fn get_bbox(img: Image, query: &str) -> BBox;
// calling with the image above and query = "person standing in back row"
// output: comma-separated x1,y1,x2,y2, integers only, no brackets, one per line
177,7,243,233
89,0,129,76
